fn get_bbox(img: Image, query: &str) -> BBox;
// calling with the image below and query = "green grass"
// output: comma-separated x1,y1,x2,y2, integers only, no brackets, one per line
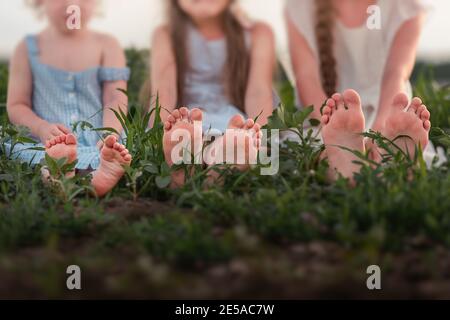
0,55,450,298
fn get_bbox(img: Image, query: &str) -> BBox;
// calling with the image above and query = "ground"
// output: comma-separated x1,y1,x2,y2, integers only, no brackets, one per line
0,54,450,299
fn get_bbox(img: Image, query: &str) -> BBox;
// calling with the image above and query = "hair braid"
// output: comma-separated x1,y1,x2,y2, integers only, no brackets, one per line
315,0,337,97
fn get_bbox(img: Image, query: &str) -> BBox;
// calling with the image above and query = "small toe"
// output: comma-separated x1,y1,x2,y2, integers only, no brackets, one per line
164,121,172,131
245,119,254,129
420,106,430,120
323,106,332,115
424,120,431,131
410,97,422,110
179,107,189,120
124,154,132,162
326,98,335,108
321,115,330,125
332,93,343,109
113,143,124,151
172,110,181,120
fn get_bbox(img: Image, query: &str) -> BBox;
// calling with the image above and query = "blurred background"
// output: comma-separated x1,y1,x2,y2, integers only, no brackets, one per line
0,0,449,104
0,0,449,60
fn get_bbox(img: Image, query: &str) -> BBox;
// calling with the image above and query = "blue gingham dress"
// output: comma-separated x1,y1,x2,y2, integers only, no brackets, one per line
8,35,130,169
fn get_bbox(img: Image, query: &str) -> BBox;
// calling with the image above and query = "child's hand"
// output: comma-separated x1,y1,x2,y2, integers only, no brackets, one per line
37,122,71,144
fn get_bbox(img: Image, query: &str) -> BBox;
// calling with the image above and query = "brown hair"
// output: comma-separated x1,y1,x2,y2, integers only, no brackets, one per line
315,0,337,97
168,0,250,112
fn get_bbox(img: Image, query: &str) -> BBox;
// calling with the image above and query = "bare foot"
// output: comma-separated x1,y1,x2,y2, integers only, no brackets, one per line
45,134,78,163
204,114,262,170
321,89,365,181
42,134,78,181
380,94,430,159
91,135,132,197
163,107,203,188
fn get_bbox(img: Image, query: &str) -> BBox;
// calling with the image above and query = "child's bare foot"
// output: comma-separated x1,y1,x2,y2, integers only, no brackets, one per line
321,89,365,181
204,114,262,169
91,135,132,197
380,94,430,159
163,107,203,188
42,134,78,181
45,134,78,163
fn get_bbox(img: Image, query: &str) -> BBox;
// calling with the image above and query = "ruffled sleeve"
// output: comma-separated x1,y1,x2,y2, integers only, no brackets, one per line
385,0,433,46
285,0,318,56
98,67,131,82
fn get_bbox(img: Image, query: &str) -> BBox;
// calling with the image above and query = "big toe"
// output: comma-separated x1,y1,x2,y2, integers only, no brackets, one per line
392,93,409,111
228,114,246,129
190,108,203,122
66,134,77,145
104,135,118,148
343,89,362,110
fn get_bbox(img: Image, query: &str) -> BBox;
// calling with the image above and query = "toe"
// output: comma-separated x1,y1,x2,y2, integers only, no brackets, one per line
190,108,203,122
120,149,129,157
164,121,172,131
228,114,246,129
244,119,255,130
65,134,77,145
392,93,409,110
410,97,422,111
416,105,426,117
420,106,431,120
124,154,132,162
113,143,124,152
424,120,431,131
326,98,335,108
104,135,117,148
323,106,332,115
321,115,330,125
172,109,181,120
179,107,189,120
343,89,362,110
168,115,176,124
332,93,343,109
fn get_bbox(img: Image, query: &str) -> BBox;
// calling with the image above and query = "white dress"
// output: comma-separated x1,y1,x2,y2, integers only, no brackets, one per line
286,0,442,166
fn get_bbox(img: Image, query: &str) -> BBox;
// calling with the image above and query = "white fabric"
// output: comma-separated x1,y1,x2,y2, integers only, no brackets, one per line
286,0,441,166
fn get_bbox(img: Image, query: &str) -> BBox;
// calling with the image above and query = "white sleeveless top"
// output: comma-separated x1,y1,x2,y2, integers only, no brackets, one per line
286,0,432,129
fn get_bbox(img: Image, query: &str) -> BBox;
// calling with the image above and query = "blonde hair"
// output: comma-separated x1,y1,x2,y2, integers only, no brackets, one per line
25,0,103,18
315,0,337,97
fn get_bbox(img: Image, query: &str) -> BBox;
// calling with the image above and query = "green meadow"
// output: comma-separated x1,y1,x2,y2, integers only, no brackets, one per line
0,51,449,298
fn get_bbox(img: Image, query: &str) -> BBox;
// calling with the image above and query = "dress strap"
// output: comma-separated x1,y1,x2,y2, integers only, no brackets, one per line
25,35,40,58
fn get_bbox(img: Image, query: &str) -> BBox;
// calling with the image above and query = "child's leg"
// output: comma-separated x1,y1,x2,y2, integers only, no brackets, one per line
321,89,366,183
204,114,262,182
163,107,203,188
42,134,78,180
378,94,430,160
91,135,132,197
